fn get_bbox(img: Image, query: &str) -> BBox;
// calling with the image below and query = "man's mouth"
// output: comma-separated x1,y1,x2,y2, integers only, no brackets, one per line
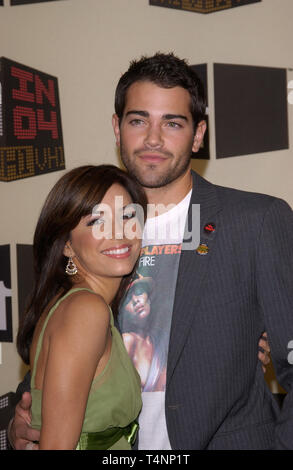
139,154,167,164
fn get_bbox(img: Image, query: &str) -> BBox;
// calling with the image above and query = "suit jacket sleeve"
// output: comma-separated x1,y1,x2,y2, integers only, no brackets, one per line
256,198,293,449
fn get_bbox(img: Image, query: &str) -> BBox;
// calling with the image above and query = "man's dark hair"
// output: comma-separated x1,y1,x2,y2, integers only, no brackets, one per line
114,52,206,130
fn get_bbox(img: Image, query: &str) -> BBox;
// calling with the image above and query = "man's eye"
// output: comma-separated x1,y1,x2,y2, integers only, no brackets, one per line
129,119,144,126
167,121,181,128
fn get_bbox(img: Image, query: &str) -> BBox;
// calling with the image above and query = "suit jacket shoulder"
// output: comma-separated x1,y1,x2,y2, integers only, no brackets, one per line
190,169,292,217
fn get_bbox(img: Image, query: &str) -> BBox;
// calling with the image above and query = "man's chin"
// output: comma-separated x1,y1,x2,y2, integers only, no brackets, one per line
134,172,171,189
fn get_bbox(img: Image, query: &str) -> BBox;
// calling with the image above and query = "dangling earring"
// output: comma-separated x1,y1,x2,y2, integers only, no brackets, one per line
65,256,78,275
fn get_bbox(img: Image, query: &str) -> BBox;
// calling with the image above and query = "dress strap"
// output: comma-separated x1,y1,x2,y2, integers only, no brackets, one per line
30,287,98,388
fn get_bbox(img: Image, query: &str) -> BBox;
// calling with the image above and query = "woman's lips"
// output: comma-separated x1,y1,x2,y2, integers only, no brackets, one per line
101,245,132,259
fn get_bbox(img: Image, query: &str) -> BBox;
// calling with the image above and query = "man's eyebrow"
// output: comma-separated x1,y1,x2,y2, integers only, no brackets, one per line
124,111,189,121
163,114,188,121
125,110,149,118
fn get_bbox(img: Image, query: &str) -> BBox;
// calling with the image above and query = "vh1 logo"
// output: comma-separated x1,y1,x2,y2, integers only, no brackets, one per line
0,57,65,181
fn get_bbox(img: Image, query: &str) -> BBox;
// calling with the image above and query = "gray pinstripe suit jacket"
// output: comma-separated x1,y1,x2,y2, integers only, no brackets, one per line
165,170,293,450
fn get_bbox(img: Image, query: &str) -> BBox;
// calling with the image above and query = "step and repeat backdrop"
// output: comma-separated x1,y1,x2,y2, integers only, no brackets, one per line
0,1,291,434
0,0,290,344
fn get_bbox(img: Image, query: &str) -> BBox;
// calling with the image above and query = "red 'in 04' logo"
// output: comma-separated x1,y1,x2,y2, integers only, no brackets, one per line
0,57,65,181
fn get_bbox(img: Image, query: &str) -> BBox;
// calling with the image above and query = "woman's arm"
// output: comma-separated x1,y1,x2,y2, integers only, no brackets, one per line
39,292,110,450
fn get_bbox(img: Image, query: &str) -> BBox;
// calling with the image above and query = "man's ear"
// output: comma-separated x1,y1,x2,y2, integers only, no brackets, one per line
112,114,121,147
192,120,207,154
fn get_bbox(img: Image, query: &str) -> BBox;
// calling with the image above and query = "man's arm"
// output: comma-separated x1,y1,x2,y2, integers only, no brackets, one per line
8,392,40,450
256,198,293,449
8,373,40,450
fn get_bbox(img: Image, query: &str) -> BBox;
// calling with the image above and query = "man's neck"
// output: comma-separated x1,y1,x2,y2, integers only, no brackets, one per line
143,167,193,209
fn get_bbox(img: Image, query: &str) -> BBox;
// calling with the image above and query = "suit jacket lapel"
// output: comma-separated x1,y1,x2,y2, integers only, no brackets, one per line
166,171,222,386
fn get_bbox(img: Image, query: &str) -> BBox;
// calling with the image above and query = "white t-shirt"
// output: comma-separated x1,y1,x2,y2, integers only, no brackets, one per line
118,190,191,449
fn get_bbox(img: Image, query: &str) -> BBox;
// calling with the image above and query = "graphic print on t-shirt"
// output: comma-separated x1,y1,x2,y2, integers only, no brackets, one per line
119,243,181,392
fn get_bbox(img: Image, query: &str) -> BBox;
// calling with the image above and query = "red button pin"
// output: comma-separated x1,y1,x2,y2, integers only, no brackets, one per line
204,223,216,234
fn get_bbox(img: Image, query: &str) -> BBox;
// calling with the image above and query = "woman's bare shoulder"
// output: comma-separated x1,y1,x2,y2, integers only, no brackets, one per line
50,289,110,336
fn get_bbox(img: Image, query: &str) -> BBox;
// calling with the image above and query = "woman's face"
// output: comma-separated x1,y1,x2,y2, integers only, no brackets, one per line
125,291,151,319
65,183,142,282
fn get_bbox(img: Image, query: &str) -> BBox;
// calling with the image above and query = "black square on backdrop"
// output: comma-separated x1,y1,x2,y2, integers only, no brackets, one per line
214,63,289,158
190,64,209,160
0,245,13,342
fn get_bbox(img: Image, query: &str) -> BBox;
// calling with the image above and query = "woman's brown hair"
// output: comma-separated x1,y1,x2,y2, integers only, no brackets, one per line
17,165,147,364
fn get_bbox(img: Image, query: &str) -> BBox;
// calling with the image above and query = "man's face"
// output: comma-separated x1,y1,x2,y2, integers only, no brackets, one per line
112,81,205,189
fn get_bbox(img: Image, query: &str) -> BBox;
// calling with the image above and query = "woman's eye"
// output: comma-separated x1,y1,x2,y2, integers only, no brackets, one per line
123,210,136,220
87,218,104,226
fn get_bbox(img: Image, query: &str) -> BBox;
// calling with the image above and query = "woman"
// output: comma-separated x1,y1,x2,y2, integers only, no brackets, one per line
17,164,147,450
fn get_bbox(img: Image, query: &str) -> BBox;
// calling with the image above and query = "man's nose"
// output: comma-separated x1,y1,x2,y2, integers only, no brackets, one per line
144,124,163,148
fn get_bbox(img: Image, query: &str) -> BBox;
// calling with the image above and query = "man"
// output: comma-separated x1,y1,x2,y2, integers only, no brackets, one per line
10,53,287,450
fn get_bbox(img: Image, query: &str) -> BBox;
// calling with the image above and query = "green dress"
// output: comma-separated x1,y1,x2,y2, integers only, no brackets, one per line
30,288,142,450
